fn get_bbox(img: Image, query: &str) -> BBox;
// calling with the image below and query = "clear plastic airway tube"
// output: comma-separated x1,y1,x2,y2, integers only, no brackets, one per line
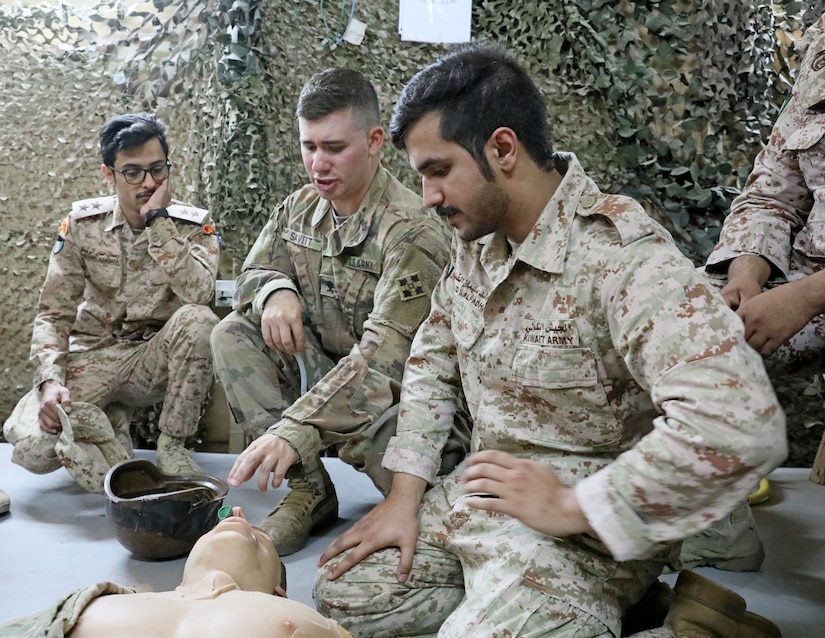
294,353,308,396
217,505,232,520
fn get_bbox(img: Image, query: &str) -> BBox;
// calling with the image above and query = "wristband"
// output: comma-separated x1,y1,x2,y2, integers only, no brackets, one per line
144,208,170,226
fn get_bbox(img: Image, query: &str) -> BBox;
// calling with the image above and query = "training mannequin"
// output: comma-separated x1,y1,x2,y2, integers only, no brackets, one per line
0,507,351,638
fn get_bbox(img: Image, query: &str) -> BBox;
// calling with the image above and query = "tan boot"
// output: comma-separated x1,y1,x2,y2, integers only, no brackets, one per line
156,433,204,475
664,570,781,637
0,489,9,516
260,457,338,556
622,579,675,635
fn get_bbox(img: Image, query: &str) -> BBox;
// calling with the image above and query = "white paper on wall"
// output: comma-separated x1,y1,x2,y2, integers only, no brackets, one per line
398,0,472,44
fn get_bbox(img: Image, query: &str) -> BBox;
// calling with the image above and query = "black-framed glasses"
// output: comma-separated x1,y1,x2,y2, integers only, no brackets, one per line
108,161,172,185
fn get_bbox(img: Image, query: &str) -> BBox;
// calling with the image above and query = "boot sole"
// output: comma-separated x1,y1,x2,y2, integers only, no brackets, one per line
742,611,782,638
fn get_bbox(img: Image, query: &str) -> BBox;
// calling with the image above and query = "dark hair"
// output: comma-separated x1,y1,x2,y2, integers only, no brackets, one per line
390,43,554,179
99,113,169,167
296,67,380,130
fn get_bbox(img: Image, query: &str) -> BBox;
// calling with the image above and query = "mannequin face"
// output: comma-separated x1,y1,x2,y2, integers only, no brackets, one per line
182,508,281,594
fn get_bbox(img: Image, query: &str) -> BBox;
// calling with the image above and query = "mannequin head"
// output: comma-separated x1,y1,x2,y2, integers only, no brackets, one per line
180,507,284,596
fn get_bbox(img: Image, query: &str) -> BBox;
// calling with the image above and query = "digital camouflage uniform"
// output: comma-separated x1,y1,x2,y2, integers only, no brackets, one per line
705,13,825,377
0,582,355,638
315,154,787,638
4,195,220,476
0,582,136,637
212,165,469,490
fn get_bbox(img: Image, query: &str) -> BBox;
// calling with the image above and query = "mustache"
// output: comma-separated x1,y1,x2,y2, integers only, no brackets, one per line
436,206,459,218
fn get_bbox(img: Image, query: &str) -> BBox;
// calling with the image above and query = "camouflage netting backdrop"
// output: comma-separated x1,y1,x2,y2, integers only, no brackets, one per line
1,0,822,460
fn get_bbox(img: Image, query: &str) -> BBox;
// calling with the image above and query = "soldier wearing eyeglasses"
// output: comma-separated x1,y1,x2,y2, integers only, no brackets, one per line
3,113,220,487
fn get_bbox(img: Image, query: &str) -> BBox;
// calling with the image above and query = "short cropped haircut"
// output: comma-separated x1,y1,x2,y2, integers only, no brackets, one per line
390,43,554,180
99,113,169,167
296,67,380,130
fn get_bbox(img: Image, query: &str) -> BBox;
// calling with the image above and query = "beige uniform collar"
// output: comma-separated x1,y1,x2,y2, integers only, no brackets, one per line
309,164,391,249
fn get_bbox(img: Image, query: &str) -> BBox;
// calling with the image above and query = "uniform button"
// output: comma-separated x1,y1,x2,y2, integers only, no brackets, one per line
580,194,597,208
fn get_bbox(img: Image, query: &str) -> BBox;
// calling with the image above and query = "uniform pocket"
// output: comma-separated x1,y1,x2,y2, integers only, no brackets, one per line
513,346,597,389
452,297,484,350
342,269,377,336
84,258,121,289
510,346,621,450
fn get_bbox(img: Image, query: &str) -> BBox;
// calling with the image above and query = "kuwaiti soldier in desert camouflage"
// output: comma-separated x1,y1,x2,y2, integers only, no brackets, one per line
3,113,219,484
705,14,825,372
681,15,825,575
212,68,469,556
313,44,787,638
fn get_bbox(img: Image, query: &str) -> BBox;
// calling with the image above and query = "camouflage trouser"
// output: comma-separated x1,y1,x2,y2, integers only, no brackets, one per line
211,311,470,495
7,304,216,453
315,466,675,638
210,310,337,440
704,255,825,377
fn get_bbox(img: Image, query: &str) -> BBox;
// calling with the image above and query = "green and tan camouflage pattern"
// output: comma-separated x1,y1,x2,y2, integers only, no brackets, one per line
705,14,825,376
317,153,786,637
0,582,137,638
212,166,464,470
6,196,219,474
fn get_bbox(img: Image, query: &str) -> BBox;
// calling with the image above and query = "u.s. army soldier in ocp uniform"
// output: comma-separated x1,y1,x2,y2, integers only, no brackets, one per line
212,68,470,556
3,113,220,487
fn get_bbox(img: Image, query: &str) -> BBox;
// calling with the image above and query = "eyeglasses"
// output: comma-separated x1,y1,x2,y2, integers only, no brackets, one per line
108,161,172,185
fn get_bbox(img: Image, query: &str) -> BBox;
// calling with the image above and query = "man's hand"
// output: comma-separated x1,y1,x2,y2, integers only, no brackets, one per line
461,450,592,538
139,174,173,221
719,254,771,310
736,278,817,357
227,433,299,491
261,290,305,354
318,473,426,583
38,380,71,435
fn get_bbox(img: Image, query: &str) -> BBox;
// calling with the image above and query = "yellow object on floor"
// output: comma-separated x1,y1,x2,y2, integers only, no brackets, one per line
748,477,771,506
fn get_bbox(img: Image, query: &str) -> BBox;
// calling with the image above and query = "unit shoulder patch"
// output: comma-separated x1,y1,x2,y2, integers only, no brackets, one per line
397,272,427,301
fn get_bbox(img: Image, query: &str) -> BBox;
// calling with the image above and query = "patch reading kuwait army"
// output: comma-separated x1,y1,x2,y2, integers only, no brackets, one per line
521,320,579,346
397,272,427,301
